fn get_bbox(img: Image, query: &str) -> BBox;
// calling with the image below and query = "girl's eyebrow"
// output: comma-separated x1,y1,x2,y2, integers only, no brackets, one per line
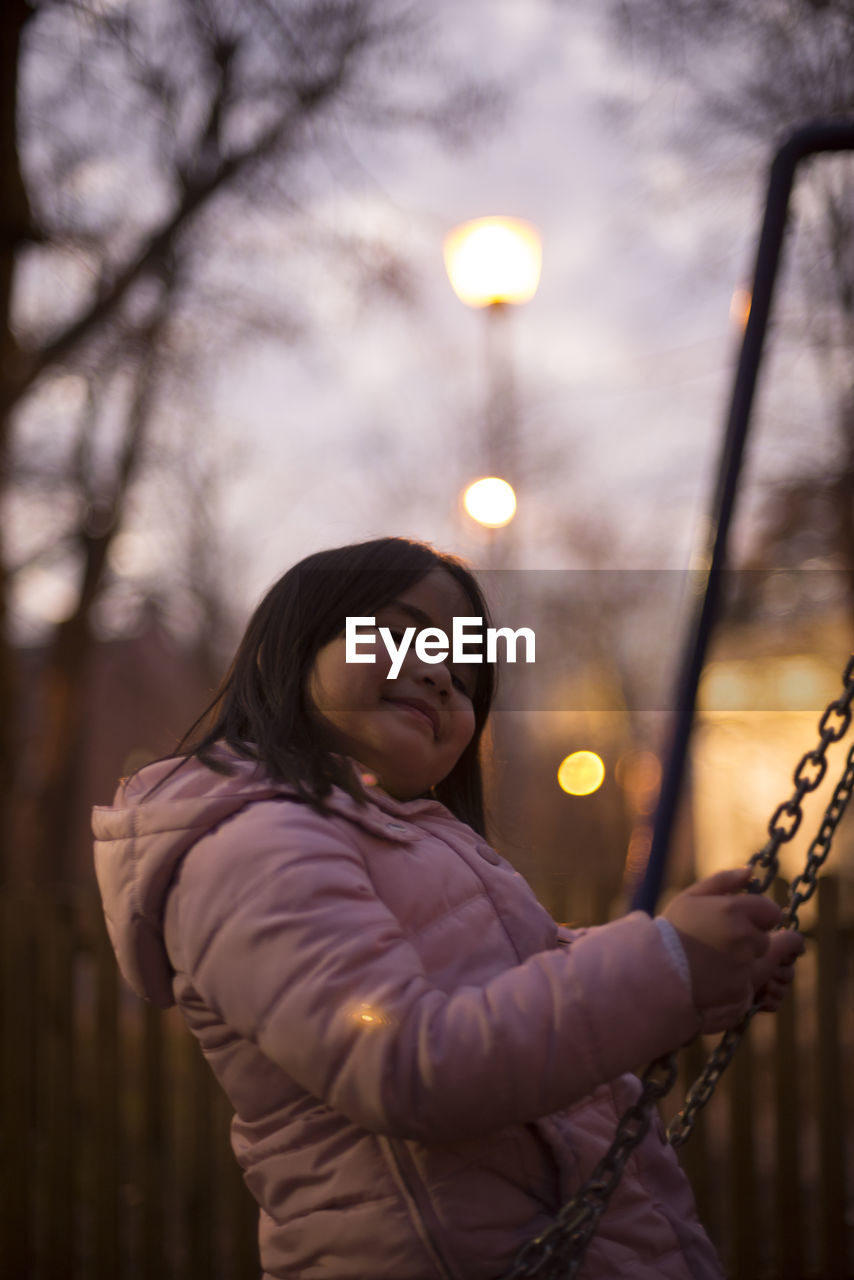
384,600,483,629
384,601,434,628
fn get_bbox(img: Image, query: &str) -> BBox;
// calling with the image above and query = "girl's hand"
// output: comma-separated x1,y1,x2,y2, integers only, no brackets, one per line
751,928,804,1012
663,867,782,1026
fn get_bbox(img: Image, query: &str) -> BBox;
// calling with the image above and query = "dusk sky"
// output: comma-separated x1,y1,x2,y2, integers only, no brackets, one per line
205,0,825,605
14,0,836,634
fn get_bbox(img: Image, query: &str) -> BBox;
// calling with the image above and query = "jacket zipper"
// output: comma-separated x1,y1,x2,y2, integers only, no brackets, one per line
377,1135,459,1280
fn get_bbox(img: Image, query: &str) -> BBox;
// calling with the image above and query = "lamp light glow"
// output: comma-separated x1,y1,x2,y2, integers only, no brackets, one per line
557,751,606,797
444,217,542,308
463,477,517,528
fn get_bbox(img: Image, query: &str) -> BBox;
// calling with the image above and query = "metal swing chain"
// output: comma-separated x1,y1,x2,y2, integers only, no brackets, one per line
668,653,854,1145
502,654,854,1279
743,653,854,897
500,1053,678,1280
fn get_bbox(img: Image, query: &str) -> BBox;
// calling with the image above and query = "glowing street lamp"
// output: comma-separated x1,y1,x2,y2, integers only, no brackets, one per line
463,477,517,528
557,751,606,797
443,217,542,555
443,217,542,309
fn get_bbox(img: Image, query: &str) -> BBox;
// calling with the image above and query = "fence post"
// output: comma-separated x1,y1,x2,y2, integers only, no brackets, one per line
728,1023,759,1280
676,1035,716,1242
773,879,803,1280
93,907,121,1277
183,1030,216,1279
213,1086,261,1278
141,1000,168,1280
41,891,76,1276
817,875,848,1276
0,890,36,1275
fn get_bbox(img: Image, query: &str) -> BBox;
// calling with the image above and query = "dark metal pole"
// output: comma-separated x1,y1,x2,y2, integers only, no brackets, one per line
632,119,854,916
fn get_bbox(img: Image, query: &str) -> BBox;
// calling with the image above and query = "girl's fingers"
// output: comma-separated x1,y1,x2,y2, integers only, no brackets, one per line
755,936,803,1010
768,929,805,960
749,930,772,959
756,979,787,1011
751,930,804,995
739,894,784,932
686,867,754,897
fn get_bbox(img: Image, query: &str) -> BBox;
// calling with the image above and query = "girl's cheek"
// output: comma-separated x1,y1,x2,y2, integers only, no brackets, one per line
455,705,477,747
375,651,395,682
364,630,393,676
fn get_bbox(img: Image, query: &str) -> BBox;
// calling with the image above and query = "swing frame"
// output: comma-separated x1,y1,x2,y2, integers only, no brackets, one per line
633,118,854,918
501,118,854,1280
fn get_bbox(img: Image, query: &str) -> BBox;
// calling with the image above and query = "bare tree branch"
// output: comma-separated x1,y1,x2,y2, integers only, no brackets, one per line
0,0,498,884
7,47,361,409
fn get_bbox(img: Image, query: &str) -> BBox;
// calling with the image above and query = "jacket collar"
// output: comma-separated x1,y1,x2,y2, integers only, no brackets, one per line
310,757,456,842
191,744,456,842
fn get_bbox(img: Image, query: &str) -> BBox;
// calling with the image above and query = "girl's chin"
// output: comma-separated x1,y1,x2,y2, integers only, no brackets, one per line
369,772,435,803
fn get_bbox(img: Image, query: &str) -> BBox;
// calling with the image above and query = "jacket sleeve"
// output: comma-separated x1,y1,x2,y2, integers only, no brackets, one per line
169,801,701,1143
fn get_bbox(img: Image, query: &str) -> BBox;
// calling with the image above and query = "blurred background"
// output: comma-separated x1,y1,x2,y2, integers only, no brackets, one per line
1,0,854,1276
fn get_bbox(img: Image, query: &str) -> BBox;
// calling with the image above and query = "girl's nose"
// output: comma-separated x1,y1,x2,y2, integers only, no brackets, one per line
417,658,452,697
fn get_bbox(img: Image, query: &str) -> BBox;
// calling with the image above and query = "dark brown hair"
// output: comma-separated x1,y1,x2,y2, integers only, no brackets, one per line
174,537,496,835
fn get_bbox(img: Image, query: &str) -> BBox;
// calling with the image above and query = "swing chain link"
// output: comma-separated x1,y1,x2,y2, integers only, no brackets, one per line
666,653,854,1146
749,654,854,894
500,1054,678,1280
785,737,854,929
503,653,854,1279
666,1011,757,1148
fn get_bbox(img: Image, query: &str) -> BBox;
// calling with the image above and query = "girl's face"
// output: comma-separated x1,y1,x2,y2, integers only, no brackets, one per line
307,567,478,801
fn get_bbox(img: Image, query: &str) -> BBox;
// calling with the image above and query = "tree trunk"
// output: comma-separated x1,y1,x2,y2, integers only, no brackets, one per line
23,269,174,883
0,0,36,884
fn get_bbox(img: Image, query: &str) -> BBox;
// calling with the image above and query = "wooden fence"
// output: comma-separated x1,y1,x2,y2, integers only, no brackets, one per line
668,875,854,1280
0,877,851,1278
0,886,259,1279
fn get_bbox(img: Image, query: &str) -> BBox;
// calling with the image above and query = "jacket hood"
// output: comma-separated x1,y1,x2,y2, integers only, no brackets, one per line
92,747,451,1008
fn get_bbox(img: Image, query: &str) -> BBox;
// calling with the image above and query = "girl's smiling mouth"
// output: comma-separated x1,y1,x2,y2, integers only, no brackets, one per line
383,697,439,737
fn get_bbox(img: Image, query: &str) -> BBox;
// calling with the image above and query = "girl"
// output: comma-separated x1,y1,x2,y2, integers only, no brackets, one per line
93,536,801,1280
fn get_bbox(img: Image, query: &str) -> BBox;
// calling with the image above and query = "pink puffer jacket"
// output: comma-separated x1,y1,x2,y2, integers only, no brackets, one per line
93,747,724,1280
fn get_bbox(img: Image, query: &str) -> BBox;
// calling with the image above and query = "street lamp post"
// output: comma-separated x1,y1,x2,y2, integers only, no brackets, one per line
443,216,542,562
443,218,542,848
